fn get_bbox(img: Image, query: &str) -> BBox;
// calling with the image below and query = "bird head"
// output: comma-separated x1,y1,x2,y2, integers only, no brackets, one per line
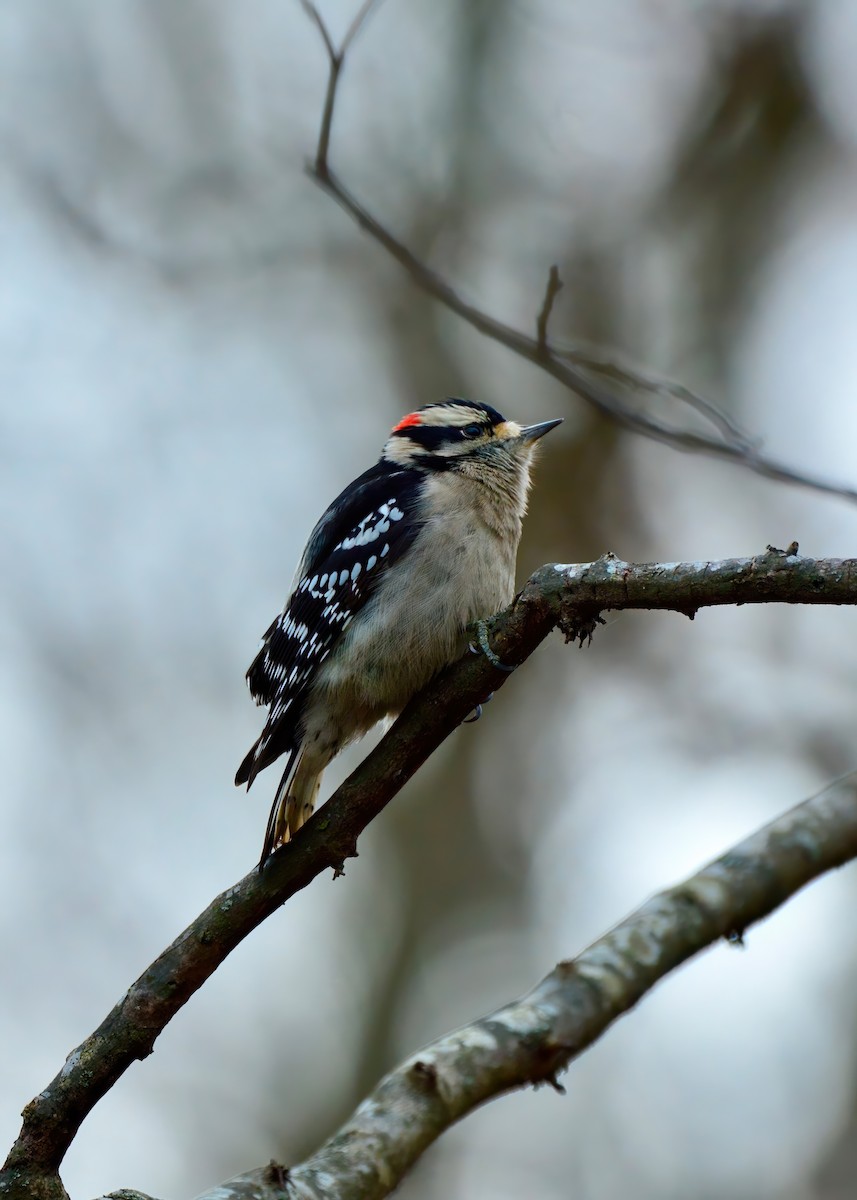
382,398,562,474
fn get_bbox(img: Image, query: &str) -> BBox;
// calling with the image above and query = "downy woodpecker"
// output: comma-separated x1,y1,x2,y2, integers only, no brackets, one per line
236,398,561,862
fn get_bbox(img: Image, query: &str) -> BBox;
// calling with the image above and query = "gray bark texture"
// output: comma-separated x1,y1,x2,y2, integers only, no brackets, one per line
2,551,856,1200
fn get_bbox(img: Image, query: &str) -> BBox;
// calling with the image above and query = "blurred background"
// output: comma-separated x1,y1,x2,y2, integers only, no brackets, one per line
3,1,857,1197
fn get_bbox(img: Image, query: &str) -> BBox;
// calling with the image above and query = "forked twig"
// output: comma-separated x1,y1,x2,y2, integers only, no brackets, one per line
299,0,857,506
301,0,385,178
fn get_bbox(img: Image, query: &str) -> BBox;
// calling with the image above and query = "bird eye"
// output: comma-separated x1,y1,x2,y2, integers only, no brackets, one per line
461,423,484,439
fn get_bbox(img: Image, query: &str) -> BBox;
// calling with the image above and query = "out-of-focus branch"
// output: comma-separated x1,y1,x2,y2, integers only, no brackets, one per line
536,263,563,350
300,0,384,174
185,773,857,1200
3,547,857,1200
299,0,857,506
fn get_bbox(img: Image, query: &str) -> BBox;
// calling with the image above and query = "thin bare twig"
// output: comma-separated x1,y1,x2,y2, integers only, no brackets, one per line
536,263,563,351
301,0,384,177
299,1,857,507
552,339,759,451
299,0,336,61
341,0,384,57
300,0,339,175
308,164,857,502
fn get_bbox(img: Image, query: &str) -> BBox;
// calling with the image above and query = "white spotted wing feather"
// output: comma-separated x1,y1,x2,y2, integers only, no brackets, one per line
235,465,420,787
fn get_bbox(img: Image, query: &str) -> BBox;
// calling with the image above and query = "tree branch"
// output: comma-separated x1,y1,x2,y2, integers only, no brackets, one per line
300,0,384,179
536,264,563,351
3,549,857,1199
189,771,857,1200
299,0,857,507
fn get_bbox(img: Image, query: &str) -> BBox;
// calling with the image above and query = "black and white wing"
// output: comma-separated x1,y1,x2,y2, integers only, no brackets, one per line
235,460,423,788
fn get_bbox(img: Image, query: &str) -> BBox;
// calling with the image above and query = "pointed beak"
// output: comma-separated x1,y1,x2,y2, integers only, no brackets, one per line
519,418,563,443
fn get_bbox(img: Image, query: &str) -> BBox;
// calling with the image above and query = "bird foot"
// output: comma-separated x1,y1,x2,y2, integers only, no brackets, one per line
468,619,515,673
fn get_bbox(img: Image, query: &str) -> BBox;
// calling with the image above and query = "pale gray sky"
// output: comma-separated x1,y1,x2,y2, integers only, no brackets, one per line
3,3,857,1198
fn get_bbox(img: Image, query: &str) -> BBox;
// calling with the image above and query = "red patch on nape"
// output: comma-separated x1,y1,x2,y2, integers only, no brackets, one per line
393,411,422,432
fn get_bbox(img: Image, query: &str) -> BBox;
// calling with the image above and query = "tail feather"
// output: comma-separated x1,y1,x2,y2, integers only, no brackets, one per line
258,751,324,866
236,724,296,789
235,740,259,788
